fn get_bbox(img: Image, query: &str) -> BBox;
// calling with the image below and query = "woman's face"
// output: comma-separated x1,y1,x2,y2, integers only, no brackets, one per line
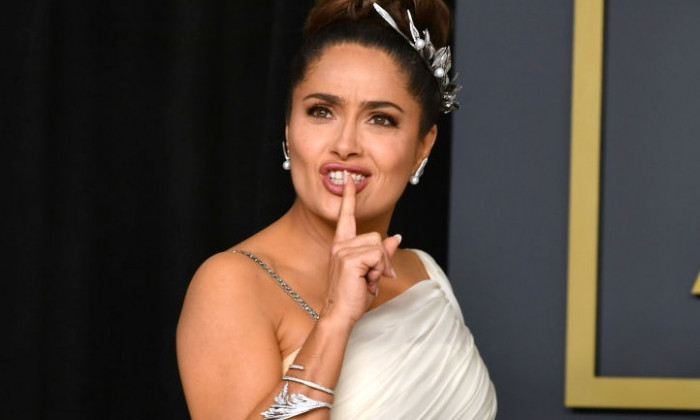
286,43,436,226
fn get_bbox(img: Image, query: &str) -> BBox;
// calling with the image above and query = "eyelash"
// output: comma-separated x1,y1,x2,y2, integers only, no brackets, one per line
305,104,398,127
307,104,333,119
369,113,398,127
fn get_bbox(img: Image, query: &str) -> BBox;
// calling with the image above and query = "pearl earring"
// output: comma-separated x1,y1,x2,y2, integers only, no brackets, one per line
410,157,429,185
281,141,291,170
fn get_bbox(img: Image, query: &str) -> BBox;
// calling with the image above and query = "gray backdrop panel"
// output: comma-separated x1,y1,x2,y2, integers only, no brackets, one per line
449,0,700,418
598,0,700,379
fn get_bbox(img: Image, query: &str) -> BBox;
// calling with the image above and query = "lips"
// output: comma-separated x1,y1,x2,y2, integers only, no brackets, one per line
320,162,371,195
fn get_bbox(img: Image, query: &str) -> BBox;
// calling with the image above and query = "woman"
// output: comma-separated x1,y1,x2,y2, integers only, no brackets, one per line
176,1,496,418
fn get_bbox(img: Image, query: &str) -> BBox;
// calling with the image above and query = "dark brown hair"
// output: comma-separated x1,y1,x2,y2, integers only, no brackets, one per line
287,0,452,136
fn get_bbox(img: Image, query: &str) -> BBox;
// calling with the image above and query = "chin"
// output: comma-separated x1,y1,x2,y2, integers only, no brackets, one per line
319,200,343,223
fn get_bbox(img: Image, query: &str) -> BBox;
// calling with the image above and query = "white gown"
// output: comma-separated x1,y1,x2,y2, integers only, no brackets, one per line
280,249,497,419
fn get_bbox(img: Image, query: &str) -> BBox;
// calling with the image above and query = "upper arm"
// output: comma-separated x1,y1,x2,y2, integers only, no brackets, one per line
176,252,282,419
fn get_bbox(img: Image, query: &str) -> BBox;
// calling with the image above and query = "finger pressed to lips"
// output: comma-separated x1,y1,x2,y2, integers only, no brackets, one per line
334,171,357,242
332,170,397,294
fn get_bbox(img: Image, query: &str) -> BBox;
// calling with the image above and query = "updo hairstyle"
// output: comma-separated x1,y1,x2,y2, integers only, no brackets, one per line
287,0,452,137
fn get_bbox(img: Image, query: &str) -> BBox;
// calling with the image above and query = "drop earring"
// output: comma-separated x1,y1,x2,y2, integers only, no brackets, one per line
410,157,429,185
281,141,291,170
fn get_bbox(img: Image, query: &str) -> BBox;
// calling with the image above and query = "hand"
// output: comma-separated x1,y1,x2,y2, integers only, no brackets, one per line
323,171,402,325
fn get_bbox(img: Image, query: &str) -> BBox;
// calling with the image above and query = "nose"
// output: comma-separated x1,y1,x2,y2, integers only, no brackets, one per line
331,119,362,160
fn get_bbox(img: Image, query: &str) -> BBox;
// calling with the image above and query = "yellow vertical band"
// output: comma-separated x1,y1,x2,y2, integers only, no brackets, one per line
566,0,700,410
565,0,605,407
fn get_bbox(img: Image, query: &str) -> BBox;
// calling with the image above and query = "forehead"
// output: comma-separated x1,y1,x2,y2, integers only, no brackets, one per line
295,43,415,105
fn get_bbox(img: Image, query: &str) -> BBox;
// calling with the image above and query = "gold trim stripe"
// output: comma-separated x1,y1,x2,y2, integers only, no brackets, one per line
565,0,700,410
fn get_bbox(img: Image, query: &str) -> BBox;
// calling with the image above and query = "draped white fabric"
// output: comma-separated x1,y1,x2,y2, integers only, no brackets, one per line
330,249,497,419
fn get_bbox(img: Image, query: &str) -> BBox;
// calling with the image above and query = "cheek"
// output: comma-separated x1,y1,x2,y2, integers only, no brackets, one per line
286,127,327,190
378,142,418,175
288,134,321,168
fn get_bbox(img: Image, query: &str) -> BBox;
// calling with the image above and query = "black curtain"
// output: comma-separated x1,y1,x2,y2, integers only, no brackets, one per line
3,1,452,418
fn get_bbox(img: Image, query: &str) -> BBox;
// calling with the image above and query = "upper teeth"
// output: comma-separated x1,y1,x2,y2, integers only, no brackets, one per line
328,170,366,185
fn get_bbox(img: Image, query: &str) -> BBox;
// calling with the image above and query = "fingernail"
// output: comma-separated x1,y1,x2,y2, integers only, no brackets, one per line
390,268,397,279
343,170,349,185
374,287,379,297
394,234,402,244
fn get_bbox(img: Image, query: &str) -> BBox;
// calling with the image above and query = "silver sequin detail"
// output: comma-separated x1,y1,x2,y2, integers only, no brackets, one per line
232,250,319,321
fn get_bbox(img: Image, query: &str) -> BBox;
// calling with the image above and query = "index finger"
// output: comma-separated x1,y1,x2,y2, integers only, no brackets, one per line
334,171,357,242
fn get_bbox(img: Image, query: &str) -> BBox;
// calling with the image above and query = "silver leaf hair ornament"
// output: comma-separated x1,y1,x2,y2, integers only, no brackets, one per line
373,3,461,113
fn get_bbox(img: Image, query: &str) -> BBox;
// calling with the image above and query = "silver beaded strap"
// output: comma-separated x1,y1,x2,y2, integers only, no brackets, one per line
231,250,319,321
283,375,335,396
261,382,332,419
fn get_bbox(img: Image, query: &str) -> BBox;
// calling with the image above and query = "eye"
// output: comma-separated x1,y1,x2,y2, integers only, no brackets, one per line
307,105,333,119
368,113,398,127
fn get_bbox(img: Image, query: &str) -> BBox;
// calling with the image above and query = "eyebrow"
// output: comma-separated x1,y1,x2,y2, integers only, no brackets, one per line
303,93,405,113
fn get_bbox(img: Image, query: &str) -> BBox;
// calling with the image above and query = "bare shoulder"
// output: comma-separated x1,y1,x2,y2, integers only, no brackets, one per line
190,250,263,291
179,218,291,326
185,251,249,299
180,249,277,325
394,248,430,281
